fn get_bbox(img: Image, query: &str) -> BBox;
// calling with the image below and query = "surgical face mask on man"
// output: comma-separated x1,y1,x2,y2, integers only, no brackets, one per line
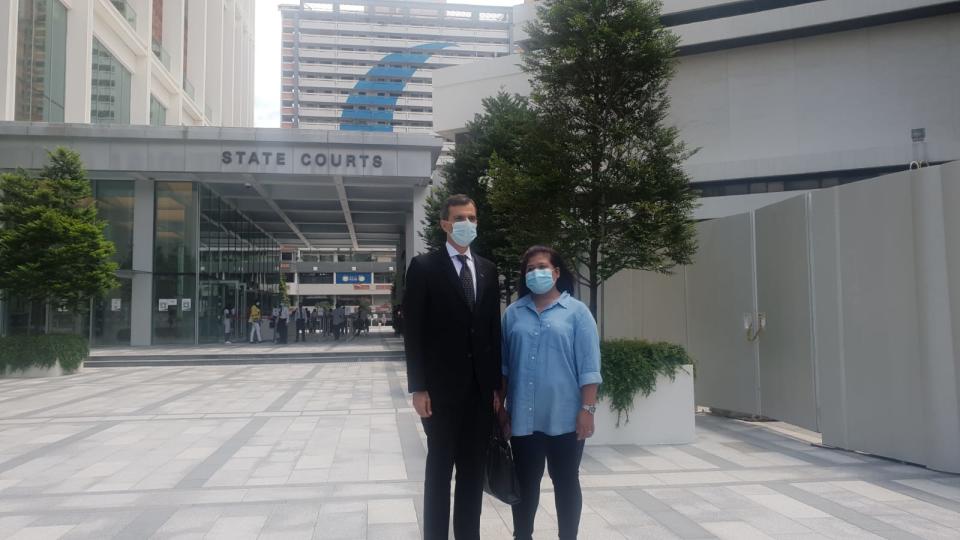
525,269,556,295
450,220,478,247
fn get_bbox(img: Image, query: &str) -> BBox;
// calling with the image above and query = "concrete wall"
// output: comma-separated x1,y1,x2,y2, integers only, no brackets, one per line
434,11,960,183
602,164,960,472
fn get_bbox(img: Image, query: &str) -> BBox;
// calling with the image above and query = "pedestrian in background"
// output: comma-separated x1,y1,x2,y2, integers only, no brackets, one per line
248,302,262,344
278,302,290,344
223,305,232,344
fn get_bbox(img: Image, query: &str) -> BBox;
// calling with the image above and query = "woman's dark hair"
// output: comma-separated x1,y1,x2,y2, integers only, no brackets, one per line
517,245,576,298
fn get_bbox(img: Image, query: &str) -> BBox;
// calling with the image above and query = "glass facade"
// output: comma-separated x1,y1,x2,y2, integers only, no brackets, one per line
15,0,67,122
153,182,197,344
93,180,135,270
91,39,132,124
150,95,167,126
91,277,132,346
198,185,280,343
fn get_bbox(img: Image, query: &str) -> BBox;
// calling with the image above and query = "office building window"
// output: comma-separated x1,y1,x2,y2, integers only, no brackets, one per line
91,39,132,124
299,272,334,284
150,95,167,126
14,0,67,122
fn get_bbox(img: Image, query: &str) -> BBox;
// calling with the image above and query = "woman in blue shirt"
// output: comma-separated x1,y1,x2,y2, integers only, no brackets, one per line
499,245,602,540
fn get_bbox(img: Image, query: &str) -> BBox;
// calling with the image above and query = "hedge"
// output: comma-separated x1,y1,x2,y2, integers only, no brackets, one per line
0,334,87,375
598,339,693,426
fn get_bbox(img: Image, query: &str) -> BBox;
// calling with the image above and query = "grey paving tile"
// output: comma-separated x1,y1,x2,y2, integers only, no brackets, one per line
767,483,926,539
175,417,270,489
2,362,959,540
618,488,716,539
113,507,179,539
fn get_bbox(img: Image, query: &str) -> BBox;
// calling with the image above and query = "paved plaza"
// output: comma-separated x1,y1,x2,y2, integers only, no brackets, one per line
1,362,959,539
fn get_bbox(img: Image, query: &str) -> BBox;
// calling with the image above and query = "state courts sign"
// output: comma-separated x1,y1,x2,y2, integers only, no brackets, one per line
211,147,414,177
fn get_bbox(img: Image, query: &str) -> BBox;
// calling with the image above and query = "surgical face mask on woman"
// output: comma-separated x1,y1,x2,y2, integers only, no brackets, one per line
525,268,556,295
450,220,478,247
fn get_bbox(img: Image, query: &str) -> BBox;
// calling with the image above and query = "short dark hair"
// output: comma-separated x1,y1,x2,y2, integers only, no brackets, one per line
517,245,576,298
441,193,476,220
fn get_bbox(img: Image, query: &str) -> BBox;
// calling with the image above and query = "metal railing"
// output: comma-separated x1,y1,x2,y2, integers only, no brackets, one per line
152,39,171,70
110,0,137,29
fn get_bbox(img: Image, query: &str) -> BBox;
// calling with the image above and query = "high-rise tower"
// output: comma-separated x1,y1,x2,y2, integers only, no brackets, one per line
279,0,513,133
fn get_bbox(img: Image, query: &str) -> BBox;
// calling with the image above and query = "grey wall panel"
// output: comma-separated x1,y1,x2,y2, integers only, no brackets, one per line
913,164,960,473
602,270,639,340
835,173,926,466
809,188,847,448
601,268,688,346
687,213,760,415
641,269,689,346
942,161,960,425
755,195,818,431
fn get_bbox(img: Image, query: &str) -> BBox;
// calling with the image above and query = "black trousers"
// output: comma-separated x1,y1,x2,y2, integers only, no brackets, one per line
511,432,585,540
278,320,288,343
421,383,491,540
295,320,306,341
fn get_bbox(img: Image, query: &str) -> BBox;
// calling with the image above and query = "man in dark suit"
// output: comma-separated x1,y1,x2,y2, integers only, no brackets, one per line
404,194,502,540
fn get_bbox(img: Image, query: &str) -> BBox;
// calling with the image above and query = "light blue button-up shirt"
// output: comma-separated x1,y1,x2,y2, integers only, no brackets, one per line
501,292,602,437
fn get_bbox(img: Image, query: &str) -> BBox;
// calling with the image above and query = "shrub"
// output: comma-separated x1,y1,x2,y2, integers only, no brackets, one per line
0,334,88,375
598,339,693,426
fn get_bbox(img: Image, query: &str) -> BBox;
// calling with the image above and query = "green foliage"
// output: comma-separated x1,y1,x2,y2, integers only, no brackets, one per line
0,334,88,375
278,273,290,306
0,148,118,314
421,92,541,302
598,339,693,426
488,0,699,317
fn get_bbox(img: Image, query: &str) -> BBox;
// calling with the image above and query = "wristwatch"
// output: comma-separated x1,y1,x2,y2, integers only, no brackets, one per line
581,404,597,415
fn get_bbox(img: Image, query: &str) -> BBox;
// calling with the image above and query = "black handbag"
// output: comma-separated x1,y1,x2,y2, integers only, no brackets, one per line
483,417,522,505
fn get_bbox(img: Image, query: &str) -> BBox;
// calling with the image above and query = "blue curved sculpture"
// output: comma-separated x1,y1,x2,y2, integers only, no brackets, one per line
340,43,453,132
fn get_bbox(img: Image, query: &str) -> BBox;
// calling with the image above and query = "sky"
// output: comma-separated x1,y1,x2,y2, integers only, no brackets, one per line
253,0,522,128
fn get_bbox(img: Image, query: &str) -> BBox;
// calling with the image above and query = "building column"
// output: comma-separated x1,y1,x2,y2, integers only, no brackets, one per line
130,178,155,346
405,185,428,270
203,0,224,124
0,0,18,121
184,0,206,116
221,0,236,126
64,0,94,123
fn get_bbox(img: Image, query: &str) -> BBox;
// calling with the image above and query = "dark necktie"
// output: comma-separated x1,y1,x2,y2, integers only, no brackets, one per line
456,254,476,310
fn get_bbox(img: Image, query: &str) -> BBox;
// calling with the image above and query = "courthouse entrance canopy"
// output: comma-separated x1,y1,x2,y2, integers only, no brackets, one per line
0,122,442,250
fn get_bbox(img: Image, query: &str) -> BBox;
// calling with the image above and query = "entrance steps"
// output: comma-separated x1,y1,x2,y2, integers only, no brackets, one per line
85,349,404,367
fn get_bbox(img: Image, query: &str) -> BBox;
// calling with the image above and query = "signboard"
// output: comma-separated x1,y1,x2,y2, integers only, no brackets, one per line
337,272,372,284
111,299,122,312
182,299,192,312
375,285,392,290
159,298,178,312
353,284,371,290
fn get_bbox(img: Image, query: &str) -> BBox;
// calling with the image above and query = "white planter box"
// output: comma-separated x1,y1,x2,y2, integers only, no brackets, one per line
588,364,695,446
0,361,80,379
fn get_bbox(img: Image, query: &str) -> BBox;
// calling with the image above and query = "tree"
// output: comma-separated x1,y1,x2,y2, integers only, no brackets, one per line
278,273,290,306
492,0,698,317
0,148,118,328
421,92,540,302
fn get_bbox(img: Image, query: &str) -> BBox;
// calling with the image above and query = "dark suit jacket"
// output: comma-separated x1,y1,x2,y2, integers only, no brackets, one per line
404,248,502,402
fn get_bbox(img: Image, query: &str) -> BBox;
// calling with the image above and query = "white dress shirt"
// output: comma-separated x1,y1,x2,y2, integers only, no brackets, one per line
446,241,477,297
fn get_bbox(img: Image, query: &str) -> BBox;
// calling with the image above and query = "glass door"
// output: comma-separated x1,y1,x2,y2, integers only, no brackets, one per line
198,280,243,343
